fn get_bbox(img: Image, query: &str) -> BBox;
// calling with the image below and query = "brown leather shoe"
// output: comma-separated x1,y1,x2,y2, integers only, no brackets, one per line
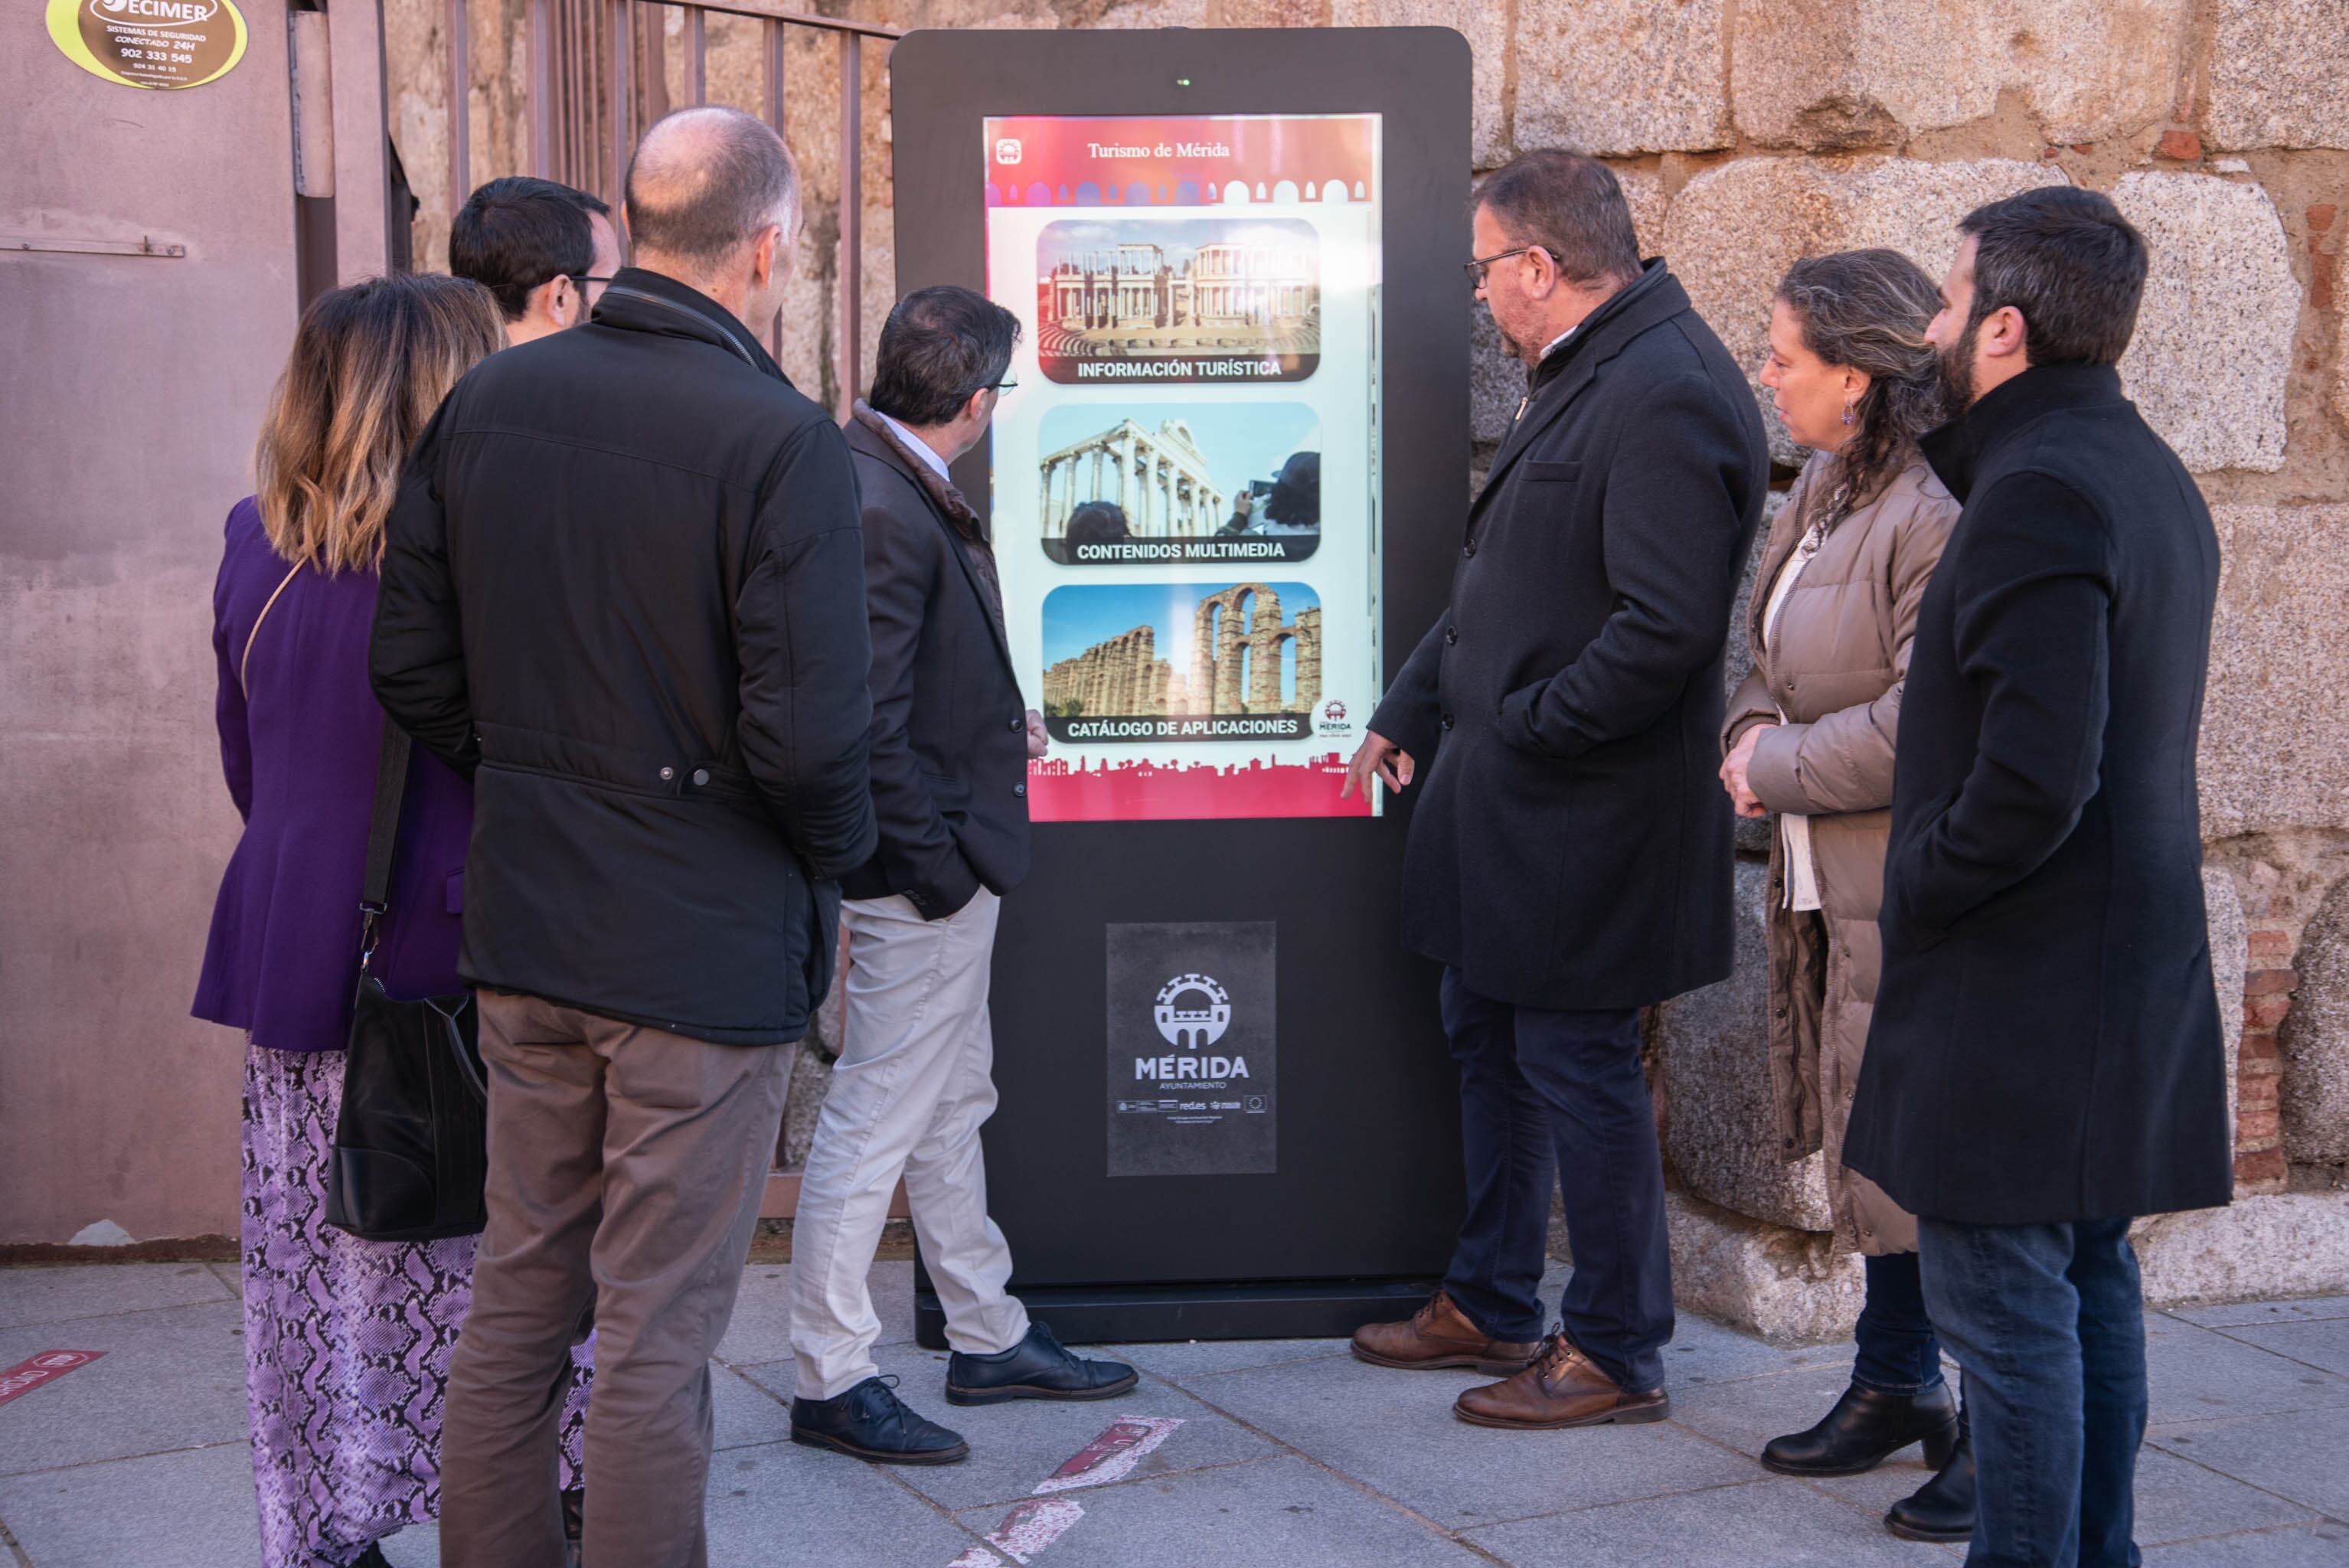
1453,1334,1671,1429
1351,1290,1540,1374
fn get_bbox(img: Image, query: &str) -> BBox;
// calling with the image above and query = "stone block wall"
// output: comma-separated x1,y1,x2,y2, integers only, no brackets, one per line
381,0,2349,1321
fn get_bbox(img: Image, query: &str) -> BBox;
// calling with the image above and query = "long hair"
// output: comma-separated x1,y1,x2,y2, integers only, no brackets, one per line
253,273,504,573
1775,250,1949,531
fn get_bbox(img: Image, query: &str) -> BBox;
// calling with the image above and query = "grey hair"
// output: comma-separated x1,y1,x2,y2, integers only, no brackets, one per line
1474,149,1641,289
624,106,799,269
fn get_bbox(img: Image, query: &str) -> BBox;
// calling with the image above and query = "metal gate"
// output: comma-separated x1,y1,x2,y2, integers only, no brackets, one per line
436,0,900,418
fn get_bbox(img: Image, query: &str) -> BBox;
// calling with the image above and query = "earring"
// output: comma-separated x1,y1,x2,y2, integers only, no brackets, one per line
1841,401,1857,426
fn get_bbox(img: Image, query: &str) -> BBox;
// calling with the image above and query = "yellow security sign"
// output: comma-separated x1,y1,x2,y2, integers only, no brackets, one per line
47,0,247,90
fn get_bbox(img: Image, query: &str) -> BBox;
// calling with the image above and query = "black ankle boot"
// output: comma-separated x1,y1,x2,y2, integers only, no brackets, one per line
1887,1405,1975,1543
1759,1380,1959,1478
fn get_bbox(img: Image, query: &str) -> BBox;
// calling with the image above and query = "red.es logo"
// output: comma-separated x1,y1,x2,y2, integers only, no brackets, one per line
995,138,1023,165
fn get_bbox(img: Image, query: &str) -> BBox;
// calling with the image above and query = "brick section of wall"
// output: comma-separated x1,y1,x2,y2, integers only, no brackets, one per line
2236,940,2294,1193
2220,837,2349,1190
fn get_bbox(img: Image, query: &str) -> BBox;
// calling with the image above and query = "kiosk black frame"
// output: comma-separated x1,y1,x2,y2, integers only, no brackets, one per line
889,25,1472,1343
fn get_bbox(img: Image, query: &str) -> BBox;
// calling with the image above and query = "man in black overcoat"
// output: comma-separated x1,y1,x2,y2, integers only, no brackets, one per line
1344,151,1769,1428
1843,187,2230,1566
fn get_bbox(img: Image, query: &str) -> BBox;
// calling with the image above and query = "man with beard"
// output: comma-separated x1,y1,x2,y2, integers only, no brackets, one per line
1341,149,1767,1429
1844,186,2228,1566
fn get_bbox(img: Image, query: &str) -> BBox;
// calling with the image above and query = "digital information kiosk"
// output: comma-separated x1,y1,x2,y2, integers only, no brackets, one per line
890,27,1472,1341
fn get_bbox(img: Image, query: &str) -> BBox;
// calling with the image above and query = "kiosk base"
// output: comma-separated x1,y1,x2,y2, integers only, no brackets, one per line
913,1277,1439,1348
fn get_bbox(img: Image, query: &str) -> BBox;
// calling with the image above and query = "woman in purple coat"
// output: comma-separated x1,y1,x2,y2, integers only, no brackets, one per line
194,274,590,1568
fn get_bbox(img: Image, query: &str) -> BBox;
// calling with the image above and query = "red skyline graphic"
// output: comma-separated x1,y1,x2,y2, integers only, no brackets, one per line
1028,753,1371,822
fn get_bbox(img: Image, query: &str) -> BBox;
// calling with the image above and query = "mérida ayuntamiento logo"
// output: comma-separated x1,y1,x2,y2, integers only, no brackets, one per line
1139,972,1248,1083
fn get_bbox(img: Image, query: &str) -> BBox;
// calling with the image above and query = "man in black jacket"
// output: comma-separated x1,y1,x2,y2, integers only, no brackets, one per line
371,106,875,1568
1844,187,2227,1566
786,287,1135,1468
1344,151,1768,1428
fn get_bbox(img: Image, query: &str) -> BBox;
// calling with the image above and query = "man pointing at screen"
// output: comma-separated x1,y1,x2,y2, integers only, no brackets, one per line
1343,150,1766,1429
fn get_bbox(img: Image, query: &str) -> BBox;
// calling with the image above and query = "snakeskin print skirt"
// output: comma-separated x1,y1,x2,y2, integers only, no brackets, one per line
239,1042,593,1567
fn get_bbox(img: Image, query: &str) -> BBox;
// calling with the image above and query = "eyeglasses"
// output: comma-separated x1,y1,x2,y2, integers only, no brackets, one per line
979,373,1018,395
1462,247,1537,287
570,273,619,289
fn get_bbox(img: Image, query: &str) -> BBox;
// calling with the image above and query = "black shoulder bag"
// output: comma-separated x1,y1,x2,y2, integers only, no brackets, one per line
322,718,490,1241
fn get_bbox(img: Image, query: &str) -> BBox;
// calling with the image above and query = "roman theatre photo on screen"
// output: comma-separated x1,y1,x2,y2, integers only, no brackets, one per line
1034,217,1322,383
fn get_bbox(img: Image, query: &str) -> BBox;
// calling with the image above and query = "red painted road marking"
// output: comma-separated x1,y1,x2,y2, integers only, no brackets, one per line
0,1351,103,1406
1032,1415,1182,1495
946,1498,1086,1566
945,1413,1185,1564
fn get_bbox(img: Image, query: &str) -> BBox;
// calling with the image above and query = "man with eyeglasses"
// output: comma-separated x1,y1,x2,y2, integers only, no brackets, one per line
449,175,622,346
1342,149,1767,1431
786,285,1136,1468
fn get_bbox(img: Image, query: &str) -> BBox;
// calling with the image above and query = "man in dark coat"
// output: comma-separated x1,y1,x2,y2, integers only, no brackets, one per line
1344,150,1769,1428
1844,186,2230,1567
371,107,875,1567
786,287,1135,1469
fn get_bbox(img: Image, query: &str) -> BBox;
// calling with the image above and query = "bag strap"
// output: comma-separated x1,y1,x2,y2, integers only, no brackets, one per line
358,715,414,969
238,562,305,696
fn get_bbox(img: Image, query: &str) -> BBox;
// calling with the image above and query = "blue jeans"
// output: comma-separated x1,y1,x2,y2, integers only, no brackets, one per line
1854,1250,1945,1396
1919,1216,2147,1568
1436,969,1674,1393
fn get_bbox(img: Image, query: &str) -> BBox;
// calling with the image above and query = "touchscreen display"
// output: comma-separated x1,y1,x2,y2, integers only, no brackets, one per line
982,113,1384,821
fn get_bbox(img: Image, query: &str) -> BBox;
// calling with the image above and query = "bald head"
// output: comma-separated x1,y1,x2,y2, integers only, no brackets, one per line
625,106,799,279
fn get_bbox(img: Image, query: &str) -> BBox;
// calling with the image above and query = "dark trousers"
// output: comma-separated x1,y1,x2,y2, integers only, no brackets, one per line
1919,1216,2147,1568
1436,967,1674,1392
1854,1250,1946,1395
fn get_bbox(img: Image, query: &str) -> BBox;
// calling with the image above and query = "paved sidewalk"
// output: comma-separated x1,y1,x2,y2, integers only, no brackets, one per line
2,1259,2345,1566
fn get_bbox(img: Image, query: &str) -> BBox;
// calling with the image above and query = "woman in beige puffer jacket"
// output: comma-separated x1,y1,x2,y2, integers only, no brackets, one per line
1718,249,1972,1545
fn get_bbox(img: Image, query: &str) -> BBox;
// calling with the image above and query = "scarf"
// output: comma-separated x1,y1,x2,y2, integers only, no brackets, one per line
851,400,1005,640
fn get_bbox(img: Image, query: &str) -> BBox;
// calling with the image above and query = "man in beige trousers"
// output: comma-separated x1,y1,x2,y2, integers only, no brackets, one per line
372,105,875,1568
784,288,1136,1467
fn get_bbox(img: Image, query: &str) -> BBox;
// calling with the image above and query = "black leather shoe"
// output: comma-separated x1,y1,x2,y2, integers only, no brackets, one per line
791,1375,969,1465
1887,1406,1975,1543
1760,1380,1959,1478
945,1322,1140,1406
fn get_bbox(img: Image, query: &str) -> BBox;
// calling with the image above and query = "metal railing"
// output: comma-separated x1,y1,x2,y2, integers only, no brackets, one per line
442,0,902,418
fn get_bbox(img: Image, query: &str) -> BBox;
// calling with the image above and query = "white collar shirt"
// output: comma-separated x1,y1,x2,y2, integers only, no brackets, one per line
875,410,952,482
